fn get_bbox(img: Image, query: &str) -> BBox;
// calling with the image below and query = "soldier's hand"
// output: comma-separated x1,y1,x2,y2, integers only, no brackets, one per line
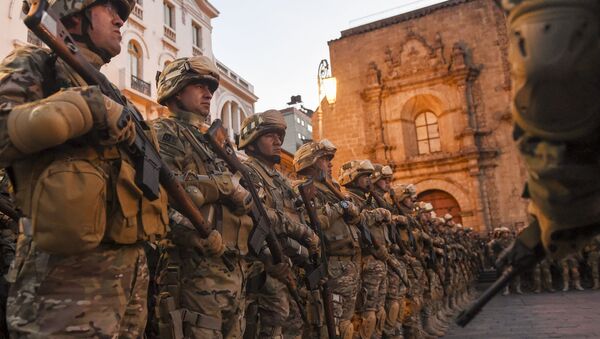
266,261,292,283
305,231,321,258
338,201,360,223
191,230,226,257
226,173,252,215
372,208,392,223
93,95,136,146
392,215,408,225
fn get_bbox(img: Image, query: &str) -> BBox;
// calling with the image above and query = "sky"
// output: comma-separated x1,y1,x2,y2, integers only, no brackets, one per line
210,0,448,113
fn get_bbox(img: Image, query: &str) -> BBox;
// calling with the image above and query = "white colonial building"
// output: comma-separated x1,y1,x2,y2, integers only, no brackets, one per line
1,0,256,137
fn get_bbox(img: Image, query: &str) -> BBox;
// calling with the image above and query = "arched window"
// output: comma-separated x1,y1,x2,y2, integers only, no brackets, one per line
128,40,142,79
415,111,441,154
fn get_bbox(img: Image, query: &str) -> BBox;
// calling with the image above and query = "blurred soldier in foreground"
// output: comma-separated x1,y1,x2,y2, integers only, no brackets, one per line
500,0,600,259
0,0,168,336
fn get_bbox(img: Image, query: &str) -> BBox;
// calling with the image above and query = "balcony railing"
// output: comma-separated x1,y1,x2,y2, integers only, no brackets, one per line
131,75,151,96
164,26,176,42
192,45,203,56
132,4,143,19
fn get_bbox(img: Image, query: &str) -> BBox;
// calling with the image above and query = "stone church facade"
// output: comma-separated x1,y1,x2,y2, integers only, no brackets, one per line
317,0,528,232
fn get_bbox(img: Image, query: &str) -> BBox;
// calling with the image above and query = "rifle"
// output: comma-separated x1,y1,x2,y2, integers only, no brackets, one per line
203,119,307,324
24,1,215,240
298,179,337,339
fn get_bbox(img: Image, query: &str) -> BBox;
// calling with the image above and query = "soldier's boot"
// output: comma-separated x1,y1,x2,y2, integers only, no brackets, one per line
574,279,584,291
515,283,523,295
421,308,444,337
562,276,569,292
502,286,510,296
533,280,542,293
593,277,600,290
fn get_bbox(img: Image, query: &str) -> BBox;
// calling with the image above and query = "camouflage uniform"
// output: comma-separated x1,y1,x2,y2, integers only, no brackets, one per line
559,253,584,292
293,140,362,339
238,111,319,339
533,258,554,293
1,1,168,337
339,160,390,339
584,236,600,290
151,56,253,338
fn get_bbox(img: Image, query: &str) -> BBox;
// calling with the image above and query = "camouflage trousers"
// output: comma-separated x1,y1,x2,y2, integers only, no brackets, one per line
155,248,247,339
559,256,581,283
6,235,148,338
251,274,289,338
587,251,599,282
328,257,360,339
533,258,553,291
356,255,387,339
383,265,408,339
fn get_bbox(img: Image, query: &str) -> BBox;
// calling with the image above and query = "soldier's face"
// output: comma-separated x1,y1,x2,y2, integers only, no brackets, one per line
255,132,282,159
375,177,391,192
314,156,332,179
176,83,213,117
355,174,372,191
87,3,124,57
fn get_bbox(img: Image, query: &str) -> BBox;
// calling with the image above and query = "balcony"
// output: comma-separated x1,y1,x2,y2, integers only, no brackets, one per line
164,26,176,42
131,75,151,96
132,4,143,20
192,45,203,56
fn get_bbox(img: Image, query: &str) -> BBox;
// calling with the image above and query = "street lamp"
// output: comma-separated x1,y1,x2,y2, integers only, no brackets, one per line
317,59,336,140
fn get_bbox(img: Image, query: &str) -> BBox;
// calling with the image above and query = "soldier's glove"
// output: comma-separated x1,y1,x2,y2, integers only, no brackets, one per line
265,261,292,284
94,94,136,146
191,229,226,257
370,208,392,223
373,245,391,262
226,173,253,215
392,215,408,225
304,231,321,258
335,200,360,224
8,87,96,154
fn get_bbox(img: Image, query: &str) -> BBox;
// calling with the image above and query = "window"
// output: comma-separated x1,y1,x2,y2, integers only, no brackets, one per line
301,120,305,126
307,124,312,132
415,111,441,155
296,117,301,124
128,40,142,79
298,133,303,140
164,2,175,29
192,22,202,48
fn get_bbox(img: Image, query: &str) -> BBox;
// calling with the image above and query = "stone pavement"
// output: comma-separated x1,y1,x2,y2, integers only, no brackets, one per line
444,289,600,338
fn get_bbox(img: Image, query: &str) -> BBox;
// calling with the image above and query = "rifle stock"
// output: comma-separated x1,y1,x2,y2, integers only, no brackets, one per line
24,0,213,238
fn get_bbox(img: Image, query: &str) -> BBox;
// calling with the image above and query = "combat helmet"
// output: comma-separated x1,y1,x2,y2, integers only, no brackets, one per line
157,56,220,105
238,110,286,150
391,183,417,201
293,139,337,175
338,160,374,186
48,0,135,21
371,164,393,183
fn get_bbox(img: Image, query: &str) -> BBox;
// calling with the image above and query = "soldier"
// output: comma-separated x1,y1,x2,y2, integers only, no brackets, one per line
339,160,393,339
237,110,320,339
293,140,362,339
584,236,600,290
151,56,253,338
0,0,169,336
559,253,584,292
370,165,410,339
533,257,554,293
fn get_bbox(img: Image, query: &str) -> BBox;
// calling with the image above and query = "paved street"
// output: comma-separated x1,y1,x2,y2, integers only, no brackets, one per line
445,289,600,338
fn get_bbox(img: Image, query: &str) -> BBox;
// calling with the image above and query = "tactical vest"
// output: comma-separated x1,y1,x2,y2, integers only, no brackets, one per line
151,116,251,255
313,181,361,257
9,48,167,254
346,188,390,250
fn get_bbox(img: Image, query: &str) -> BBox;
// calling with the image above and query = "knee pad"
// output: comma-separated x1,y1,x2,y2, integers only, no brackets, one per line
386,300,400,326
339,319,354,339
358,311,376,339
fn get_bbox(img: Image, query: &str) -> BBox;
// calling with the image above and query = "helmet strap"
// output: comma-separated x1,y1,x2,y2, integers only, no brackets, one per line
74,7,113,63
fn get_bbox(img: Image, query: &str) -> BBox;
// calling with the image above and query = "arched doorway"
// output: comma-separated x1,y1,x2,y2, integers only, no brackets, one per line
418,189,463,224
